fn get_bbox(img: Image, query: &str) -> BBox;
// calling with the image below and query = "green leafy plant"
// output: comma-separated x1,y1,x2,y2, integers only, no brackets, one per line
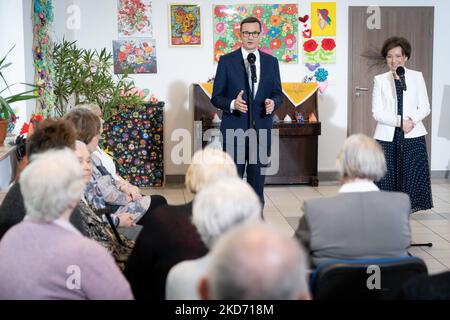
52,39,146,119
0,45,38,122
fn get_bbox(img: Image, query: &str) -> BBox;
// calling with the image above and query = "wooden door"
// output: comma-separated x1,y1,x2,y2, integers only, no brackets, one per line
348,6,434,154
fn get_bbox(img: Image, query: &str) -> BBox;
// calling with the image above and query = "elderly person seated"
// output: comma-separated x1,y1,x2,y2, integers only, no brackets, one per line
0,149,133,299
75,140,134,270
76,103,142,201
199,223,311,300
0,119,85,239
295,134,411,267
63,108,165,227
124,147,238,300
165,177,262,300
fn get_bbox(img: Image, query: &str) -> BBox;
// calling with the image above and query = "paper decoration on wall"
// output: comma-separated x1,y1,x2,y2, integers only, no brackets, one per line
169,4,201,46
113,39,157,74
118,0,153,37
213,4,299,63
33,0,56,116
102,102,164,187
302,37,336,64
311,2,336,37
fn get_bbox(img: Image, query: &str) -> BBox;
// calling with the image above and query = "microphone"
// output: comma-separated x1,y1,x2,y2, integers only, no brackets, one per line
396,66,407,91
247,53,257,83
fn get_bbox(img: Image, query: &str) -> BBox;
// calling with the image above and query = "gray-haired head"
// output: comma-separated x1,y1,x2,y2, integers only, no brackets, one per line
185,147,238,194
336,134,386,182
19,148,85,222
192,177,261,249
203,223,310,300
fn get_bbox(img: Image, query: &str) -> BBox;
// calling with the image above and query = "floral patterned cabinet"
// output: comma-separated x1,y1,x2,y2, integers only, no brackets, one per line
102,102,164,187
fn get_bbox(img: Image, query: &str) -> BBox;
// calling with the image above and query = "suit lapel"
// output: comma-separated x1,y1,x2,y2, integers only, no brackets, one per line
231,49,250,100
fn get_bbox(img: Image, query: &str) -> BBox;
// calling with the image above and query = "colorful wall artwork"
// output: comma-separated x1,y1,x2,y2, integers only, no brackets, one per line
301,2,336,64
213,4,299,63
311,2,336,37
302,37,336,64
102,102,164,187
113,39,157,74
118,0,153,37
169,4,201,46
33,0,56,117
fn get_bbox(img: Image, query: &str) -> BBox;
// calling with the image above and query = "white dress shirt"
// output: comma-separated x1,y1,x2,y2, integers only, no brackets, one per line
339,179,380,193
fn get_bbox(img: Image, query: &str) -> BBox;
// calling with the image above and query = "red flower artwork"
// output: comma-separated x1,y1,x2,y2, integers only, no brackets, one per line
303,39,318,52
214,5,227,17
282,4,297,15
321,38,336,51
270,39,282,49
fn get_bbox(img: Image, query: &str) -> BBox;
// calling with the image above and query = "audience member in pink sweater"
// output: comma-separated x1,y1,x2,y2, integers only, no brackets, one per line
0,149,133,300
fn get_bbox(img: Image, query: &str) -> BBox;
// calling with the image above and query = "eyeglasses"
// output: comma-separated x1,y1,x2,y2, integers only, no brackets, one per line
241,31,261,38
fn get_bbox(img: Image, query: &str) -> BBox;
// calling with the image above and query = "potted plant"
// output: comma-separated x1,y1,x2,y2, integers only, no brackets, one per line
52,39,146,120
0,46,38,146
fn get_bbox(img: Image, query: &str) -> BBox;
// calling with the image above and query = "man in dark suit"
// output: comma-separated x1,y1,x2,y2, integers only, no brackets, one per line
211,16,283,207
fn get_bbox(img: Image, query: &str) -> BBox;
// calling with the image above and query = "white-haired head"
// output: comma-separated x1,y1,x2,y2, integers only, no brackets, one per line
19,148,85,222
336,134,386,182
201,223,310,300
75,103,102,118
192,177,261,249
185,147,237,194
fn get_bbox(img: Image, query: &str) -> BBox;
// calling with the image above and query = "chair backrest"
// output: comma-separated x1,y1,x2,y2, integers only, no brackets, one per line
310,256,428,300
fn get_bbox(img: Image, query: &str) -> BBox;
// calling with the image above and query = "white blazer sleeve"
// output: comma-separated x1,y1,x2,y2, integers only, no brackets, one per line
407,72,431,123
372,76,399,127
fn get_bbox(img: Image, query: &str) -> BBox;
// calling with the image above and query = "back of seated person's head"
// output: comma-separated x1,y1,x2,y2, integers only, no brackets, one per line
185,147,238,194
26,119,77,159
62,107,101,145
19,148,85,222
200,223,311,300
192,177,261,249
336,133,386,182
75,103,102,119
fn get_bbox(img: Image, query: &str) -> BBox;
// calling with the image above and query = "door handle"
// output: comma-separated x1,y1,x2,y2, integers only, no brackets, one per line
355,86,369,97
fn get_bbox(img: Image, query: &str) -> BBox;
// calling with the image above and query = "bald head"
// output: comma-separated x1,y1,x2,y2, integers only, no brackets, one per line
201,223,310,300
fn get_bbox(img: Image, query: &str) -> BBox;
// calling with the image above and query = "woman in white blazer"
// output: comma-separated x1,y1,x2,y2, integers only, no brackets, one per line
372,36,432,212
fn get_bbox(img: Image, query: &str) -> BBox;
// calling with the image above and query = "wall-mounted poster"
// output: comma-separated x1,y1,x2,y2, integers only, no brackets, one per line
169,4,201,46
302,37,336,64
311,2,336,37
213,4,298,63
118,0,153,37
113,39,157,74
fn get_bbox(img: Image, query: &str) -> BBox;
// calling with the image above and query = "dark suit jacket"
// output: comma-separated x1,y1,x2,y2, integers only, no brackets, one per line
0,182,86,239
211,48,283,150
295,191,412,267
123,202,208,300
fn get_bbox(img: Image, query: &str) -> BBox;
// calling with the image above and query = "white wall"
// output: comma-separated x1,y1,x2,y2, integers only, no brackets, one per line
13,0,450,175
0,0,27,134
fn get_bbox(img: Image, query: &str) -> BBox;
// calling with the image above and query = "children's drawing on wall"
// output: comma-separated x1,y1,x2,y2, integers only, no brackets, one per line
311,2,336,37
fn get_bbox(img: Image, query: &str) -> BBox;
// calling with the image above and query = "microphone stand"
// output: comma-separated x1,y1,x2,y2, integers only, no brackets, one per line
396,76,432,249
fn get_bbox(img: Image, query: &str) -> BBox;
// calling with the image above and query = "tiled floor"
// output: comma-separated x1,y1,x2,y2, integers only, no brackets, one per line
140,178,450,275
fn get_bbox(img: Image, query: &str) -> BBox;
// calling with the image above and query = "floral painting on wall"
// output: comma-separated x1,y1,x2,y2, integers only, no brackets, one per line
113,39,157,74
213,4,298,63
302,37,336,64
118,0,153,37
169,4,201,46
